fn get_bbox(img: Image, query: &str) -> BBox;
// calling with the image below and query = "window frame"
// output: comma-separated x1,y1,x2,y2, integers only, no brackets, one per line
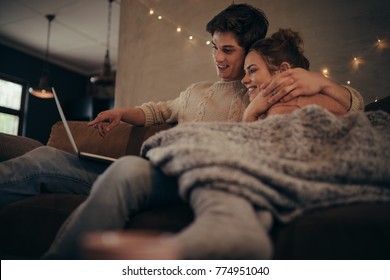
0,72,28,136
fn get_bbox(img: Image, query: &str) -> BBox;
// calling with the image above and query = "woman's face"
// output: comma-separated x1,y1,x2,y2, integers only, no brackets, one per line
241,50,274,102
212,31,246,82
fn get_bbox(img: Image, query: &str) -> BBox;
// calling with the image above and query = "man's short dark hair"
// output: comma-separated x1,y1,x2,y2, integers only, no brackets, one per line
206,3,269,53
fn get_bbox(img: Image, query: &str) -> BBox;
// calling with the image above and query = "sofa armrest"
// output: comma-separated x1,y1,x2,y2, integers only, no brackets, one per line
365,95,390,113
0,133,43,162
47,121,173,158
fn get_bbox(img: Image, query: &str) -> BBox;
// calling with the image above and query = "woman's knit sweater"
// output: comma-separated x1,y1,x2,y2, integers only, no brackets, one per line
138,80,364,126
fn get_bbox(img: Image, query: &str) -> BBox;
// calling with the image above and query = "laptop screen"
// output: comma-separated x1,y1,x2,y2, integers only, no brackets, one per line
52,87,79,155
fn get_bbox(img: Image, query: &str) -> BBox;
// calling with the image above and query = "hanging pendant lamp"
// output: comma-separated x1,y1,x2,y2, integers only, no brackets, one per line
89,0,115,98
29,14,55,99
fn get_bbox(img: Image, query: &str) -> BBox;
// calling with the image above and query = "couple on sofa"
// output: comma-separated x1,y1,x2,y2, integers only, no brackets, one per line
1,4,363,259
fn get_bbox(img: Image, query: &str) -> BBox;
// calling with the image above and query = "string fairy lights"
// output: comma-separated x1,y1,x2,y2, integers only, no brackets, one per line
137,0,212,46
376,36,388,50
321,68,329,77
320,35,388,103
321,36,388,82
136,0,387,103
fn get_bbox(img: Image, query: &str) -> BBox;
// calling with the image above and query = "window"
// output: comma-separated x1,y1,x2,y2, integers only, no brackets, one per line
0,73,27,135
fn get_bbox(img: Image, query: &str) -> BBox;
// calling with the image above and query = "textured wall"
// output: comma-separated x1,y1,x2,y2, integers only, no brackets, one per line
115,0,390,108
115,0,218,108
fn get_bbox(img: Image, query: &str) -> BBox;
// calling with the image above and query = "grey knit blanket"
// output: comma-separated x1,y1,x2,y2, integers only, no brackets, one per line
141,105,390,223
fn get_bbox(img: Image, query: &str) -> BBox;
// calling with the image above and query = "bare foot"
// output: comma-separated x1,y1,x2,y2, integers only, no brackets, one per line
80,230,180,260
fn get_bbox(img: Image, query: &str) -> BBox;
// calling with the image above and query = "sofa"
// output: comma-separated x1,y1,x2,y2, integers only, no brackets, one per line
0,96,389,260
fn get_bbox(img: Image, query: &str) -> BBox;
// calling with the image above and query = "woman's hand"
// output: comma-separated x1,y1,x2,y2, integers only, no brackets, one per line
260,68,351,109
242,93,270,122
88,109,122,137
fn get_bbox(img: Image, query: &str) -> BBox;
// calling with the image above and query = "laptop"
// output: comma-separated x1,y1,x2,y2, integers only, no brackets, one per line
52,87,116,164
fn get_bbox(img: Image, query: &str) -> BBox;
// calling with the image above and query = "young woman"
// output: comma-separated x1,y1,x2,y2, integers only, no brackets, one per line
242,28,349,122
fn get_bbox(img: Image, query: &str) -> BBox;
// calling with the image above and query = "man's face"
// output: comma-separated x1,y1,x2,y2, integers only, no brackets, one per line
212,31,246,82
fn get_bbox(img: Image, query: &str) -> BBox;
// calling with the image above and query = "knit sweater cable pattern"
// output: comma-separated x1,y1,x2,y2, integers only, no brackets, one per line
138,80,249,126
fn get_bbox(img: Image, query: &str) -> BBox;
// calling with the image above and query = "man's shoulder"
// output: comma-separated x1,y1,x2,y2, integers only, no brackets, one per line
190,80,217,89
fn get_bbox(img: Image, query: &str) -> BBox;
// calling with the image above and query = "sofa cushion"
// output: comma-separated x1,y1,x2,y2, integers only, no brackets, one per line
0,132,43,162
47,121,132,159
0,194,86,259
46,122,174,158
126,124,174,155
0,194,192,259
272,203,390,259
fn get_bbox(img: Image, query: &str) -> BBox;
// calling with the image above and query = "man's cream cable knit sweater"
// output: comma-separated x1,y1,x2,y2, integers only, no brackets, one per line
138,81,364,126
345,85,365,112
138,80,248,126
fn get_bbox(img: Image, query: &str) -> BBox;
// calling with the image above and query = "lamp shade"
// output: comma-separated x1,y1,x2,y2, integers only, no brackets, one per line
89,0,115,99
90,50,115,86
29,75,53,98
29,14,55,99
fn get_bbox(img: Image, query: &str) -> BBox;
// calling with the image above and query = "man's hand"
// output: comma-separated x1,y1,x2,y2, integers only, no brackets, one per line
88,109,122,137
260,68,351,110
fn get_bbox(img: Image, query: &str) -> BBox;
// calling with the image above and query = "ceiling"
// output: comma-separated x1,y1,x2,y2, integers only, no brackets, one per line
0,0,120,75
